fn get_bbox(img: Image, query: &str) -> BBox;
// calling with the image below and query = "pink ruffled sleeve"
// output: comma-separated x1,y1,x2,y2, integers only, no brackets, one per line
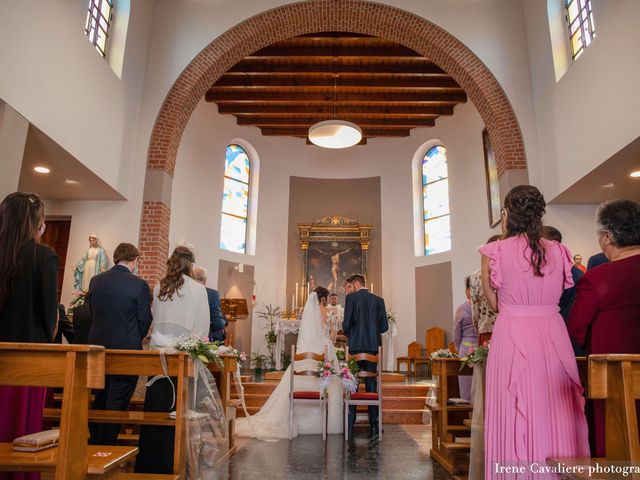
479,240,502,290
558,243,575,289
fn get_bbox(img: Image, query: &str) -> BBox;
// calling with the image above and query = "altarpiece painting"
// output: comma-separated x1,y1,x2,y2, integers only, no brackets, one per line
299,216,371,304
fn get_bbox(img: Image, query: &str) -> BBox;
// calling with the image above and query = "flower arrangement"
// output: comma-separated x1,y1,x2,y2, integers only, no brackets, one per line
317,360,336,392
430,348,457,359
460,341,490,369
386,310,396,326
68,290,88,312
175,335,222,367
335,347,346,362
337,357,360,393
174,335,246,368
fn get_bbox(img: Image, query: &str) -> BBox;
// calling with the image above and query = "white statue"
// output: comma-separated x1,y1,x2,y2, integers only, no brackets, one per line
73,234,109,291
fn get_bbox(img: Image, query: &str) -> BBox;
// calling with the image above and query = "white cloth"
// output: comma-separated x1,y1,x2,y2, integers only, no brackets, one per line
235,293,343,440
149,275,210,347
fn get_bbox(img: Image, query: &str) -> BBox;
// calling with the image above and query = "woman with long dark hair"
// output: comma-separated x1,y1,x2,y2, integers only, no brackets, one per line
135,245,209,474
0,192,58,480
480,185,589,478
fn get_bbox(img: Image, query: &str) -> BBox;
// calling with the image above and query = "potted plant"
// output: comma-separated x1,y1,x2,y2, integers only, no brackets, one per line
257,304,281,368
251,353,269,375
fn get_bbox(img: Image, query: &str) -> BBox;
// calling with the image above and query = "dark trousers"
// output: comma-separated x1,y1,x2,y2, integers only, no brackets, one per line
135,377,175,474
90,374,137,445
348,350,379,432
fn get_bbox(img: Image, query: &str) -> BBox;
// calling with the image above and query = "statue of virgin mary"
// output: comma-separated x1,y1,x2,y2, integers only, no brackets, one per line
73,234,109,291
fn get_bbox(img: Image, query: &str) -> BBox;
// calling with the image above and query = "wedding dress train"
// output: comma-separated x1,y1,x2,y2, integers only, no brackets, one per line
235,293,343,440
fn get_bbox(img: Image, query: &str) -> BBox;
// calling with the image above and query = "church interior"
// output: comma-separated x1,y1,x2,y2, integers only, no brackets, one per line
1,1,639,479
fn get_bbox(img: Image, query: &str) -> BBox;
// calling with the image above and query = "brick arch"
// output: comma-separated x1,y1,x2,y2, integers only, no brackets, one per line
139,0,527,282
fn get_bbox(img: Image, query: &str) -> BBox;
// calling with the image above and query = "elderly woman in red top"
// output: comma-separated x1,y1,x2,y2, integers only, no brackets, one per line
568,199,640,457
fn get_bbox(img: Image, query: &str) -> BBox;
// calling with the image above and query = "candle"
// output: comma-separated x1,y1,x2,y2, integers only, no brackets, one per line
292,293,295,312
370,283,374,294
307,282,310,303
295,282,299,309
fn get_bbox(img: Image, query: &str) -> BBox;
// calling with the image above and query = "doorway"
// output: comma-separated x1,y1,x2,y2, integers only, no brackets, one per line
41,217,71,302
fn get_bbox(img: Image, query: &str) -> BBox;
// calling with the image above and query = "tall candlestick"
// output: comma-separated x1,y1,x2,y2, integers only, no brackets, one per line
295,282,299,309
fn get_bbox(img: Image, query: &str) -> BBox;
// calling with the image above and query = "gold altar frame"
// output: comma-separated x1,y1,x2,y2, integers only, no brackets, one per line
298,216,372,298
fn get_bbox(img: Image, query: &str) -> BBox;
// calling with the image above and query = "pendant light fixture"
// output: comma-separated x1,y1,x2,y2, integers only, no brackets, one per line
308,73,362,149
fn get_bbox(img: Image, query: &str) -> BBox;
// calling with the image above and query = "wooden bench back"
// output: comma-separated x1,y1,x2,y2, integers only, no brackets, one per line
290,345,326,377
103,349,193,475
588,354,640,462
0,342,105,480
346,347,382,382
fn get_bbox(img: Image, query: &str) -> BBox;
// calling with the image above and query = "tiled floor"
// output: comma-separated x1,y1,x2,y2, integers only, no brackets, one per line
220,425,451,480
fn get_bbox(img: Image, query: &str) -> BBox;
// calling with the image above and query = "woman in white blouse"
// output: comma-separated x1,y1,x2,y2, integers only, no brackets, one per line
149,246,210,347
136,245,210,474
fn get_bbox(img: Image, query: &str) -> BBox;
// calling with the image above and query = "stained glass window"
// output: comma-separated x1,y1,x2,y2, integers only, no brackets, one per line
422,145,451,255
565,0,595,60
220,144,251,254
85,0,114,57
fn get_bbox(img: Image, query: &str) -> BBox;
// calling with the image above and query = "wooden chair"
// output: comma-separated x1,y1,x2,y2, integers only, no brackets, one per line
425,327,445,357
448,342,457,355
344,347,383,441
0,342,138,479
289,345,328,440
44,350,193,476
425,327,445,377
547,354,640,479
396,341,421,377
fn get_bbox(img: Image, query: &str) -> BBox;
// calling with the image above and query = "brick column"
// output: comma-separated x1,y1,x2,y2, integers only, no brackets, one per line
138,170,173,287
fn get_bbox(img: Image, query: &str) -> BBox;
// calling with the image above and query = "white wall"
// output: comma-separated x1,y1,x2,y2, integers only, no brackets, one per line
0,0,153,194
522,0,640,199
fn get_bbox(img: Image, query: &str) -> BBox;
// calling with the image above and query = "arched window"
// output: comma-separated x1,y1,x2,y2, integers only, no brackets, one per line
422,145,451,255
220,144,251,254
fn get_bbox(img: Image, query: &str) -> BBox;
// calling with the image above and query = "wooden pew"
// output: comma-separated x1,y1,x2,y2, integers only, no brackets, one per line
548,354,640,480
0,342,138,479
427,358,473,475
207,353,239,459
44,350,193,477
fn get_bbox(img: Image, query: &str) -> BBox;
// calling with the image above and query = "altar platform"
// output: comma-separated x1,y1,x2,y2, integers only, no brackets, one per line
232,372,434,425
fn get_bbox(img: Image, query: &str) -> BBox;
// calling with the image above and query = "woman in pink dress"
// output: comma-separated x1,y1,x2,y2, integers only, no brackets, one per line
480,186,589,479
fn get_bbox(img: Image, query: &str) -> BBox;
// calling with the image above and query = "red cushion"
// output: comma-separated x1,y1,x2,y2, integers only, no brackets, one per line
292,391,321,399
350,392,379,400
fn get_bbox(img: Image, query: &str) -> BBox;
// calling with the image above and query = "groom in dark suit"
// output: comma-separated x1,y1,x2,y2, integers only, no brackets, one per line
343,274,388,437
87,243,153,445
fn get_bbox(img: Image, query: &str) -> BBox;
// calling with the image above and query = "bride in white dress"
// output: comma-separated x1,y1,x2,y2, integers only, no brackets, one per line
235,287,343,440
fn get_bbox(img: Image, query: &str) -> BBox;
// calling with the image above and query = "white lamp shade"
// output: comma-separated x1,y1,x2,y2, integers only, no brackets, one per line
308,120,362,149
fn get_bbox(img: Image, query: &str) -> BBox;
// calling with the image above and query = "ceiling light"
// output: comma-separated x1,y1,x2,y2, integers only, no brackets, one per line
308,72,362,149
630,170,640,178
602,182,614,188
65,179,79,184
34,166,50,174
308,120,362,149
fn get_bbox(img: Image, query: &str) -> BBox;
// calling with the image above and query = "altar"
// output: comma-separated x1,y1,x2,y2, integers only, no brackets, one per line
274,316,344,370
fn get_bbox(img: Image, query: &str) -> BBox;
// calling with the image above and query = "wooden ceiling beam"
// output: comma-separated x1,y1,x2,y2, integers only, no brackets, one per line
215,73,459,88
206,90,467,103
216,104,455,115
251,45,421,57
238,116,435,127
227,59,445,74
260,127,411,137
